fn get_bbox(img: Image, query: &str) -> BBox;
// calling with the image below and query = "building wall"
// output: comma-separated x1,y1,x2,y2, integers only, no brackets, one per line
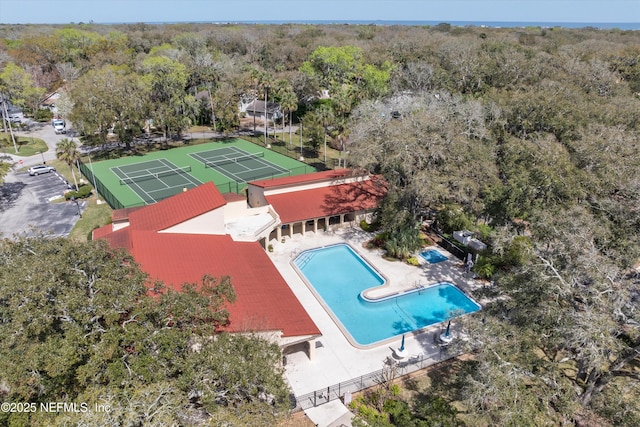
161,209,226,235
247,185,269,207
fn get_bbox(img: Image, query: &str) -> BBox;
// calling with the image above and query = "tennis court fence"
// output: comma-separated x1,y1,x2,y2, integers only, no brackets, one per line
79,160,316,210
79,159,140,209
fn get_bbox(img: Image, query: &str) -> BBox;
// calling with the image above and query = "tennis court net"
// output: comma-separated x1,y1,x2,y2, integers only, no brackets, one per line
203,152,265,168
119,165,192,185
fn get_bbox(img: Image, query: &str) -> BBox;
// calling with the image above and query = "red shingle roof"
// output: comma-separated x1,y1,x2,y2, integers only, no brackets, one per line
126,231,320,337
266,176,386,223
95,182,321,338
129,182,226,231
250,169,353,189
112,206,145,222
96,227,133,251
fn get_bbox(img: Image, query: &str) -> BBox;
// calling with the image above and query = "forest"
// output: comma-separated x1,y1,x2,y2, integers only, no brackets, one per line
0,22,639,426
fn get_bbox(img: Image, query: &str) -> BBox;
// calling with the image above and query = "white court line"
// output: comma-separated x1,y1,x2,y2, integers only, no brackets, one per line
157,158,203,186
112,165,158,204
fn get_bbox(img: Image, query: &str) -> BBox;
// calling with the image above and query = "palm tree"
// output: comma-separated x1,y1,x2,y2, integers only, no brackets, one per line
246,67,262,135
276,83,298,149
316,103,334,164
56,138,81,190
258,71,273,145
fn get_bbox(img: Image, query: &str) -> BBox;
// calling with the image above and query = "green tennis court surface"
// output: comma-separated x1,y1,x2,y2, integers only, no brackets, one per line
189,147,289,183
80,139,316,209
111,159,203,204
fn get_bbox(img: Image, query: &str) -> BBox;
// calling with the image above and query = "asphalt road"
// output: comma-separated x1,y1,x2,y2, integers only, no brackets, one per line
0,161,85,239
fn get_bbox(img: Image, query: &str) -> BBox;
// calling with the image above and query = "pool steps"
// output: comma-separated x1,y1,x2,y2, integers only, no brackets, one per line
294,251,316,269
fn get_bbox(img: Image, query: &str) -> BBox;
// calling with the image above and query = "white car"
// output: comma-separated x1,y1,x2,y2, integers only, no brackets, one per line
28,165,56,176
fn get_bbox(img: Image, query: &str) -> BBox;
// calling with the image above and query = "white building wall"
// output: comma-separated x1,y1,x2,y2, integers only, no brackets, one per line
160,209,226,235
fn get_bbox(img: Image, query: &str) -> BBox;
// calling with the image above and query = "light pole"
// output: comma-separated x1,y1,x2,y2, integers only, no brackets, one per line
299,120,304,161
70,195,82,218
37,151,45,164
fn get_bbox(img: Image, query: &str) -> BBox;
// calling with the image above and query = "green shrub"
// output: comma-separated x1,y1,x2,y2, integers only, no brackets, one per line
475,223,492,241
34,108,53,122
474,255,496,279
65,185,92,200
406,257,420,266
360,218,381,232
436,203,474,234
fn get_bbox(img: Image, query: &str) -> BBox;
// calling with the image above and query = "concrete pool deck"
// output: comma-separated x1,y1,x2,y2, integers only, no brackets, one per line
267,225,483,405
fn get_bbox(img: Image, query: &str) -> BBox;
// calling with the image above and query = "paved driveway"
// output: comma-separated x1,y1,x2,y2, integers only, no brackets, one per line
0,169,85,239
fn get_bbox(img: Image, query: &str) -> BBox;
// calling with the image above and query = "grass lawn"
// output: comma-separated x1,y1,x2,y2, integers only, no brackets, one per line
0,132,48,157
68,197,113,242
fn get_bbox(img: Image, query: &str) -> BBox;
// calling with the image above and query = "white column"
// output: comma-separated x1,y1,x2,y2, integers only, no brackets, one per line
307,339,315,360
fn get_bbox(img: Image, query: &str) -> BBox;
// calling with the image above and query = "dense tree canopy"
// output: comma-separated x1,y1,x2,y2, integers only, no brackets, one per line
0,22,639,425
0,237,291,426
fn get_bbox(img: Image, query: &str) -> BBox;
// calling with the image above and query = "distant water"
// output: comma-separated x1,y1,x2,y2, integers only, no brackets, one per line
145,20,639,30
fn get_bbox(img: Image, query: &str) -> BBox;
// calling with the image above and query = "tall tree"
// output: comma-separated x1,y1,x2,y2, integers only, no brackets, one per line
69,65,148,148
316,102,334,164
55,138,81,190
141,55,196,142
0,62,45,115
275,80,298,148
0,237,291,426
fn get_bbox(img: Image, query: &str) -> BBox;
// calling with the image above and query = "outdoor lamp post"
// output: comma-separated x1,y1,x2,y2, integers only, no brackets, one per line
299,120,304,161
37,151,45,164
70,195,81,218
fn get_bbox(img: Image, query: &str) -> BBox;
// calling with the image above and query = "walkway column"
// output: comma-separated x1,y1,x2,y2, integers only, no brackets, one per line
307,339,316,360
276,226,282,241
289,223,293,239
313,219,318,233
340,214,345,226
301,221,306,236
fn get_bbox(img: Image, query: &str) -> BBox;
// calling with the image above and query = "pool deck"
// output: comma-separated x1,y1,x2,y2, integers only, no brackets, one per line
267,225,483,422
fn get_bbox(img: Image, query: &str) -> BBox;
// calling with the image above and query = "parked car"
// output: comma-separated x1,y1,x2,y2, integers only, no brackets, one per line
52,119,66,134
28,165,56,176
4,115,22,124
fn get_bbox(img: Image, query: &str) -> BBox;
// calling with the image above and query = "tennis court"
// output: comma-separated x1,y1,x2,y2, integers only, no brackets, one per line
79,139,316,209
189,147,289,183
111,158,203,204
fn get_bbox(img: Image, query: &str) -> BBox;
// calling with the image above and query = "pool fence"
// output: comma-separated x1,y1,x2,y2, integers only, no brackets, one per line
291,344,461,411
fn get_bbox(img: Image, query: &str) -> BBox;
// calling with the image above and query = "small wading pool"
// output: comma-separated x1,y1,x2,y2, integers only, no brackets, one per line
419,248,448,264
293,244,480,346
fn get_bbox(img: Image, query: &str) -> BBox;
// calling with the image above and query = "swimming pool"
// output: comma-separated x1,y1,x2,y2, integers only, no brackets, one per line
293,244,480,346
419,248,448,264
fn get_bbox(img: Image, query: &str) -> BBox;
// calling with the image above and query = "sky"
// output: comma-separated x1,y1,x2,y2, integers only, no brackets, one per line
0,0,638,25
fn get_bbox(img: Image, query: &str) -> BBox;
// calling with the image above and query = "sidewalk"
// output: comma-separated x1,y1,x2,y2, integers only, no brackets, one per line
2,121,68,168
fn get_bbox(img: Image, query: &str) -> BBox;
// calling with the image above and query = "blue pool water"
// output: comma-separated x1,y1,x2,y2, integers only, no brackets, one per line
419,249,448,264
294,244,480,346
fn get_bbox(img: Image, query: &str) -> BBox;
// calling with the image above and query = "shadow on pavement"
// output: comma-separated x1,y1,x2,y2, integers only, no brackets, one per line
0,181,26,212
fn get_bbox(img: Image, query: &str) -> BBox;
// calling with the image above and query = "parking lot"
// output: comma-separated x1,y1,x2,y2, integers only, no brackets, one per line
0,169,85,239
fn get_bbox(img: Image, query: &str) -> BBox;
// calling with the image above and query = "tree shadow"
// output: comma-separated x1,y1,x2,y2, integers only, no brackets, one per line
320,173,387,217
0,181,26,212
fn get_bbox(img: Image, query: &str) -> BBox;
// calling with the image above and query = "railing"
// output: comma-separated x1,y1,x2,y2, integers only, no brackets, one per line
291,348,457,411
433,232,468,261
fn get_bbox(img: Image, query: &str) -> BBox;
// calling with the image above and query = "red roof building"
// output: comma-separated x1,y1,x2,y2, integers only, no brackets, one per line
95,182,321,355
248,169,386,240
95,170,386,358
